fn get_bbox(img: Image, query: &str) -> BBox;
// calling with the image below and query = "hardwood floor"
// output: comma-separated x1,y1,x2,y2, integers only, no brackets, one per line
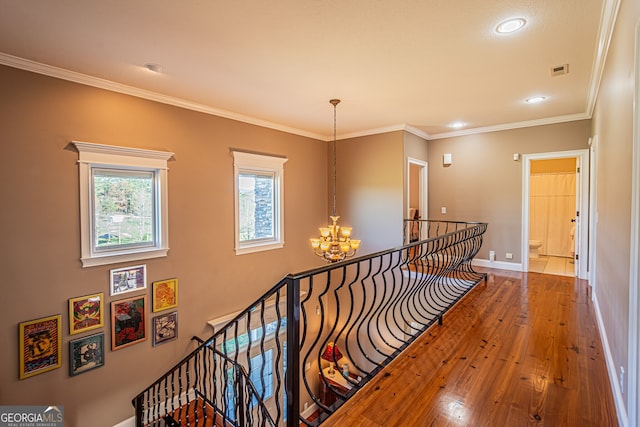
320,268,619,427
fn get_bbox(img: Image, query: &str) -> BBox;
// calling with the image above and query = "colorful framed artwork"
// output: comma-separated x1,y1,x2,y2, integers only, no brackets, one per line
152,278,178,312
111,295,147,350
69,293,104,335
110,264,147,296
153,311,178,346
19,314,62,379
69,333,105,376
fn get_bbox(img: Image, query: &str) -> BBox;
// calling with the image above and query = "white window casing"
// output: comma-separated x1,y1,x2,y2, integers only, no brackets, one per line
73,141,173,267
232,151,287,255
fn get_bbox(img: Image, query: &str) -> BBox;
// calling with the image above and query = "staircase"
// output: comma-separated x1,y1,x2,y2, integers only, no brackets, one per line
132,220,488,426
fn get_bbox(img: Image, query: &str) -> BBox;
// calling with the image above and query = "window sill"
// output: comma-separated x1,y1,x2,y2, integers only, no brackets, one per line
81,248,169,268
234,241,285,256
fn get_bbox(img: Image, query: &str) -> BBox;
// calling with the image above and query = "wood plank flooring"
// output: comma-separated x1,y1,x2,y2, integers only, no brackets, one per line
320,268,618,427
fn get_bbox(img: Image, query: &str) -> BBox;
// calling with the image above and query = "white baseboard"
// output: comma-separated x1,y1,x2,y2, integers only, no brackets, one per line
472,258,522,272
593,293,629,427
113,416,134,427
301,402,319,420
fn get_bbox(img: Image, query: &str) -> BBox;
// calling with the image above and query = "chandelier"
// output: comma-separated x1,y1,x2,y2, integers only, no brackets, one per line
310,99,361,263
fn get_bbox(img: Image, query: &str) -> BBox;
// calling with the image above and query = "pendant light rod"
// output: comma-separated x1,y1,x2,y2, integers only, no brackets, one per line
330,98,340,217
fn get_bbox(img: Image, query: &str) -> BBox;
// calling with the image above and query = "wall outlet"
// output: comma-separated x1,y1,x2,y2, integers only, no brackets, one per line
489,250,495,261
506,252,513,259
441,207,447,214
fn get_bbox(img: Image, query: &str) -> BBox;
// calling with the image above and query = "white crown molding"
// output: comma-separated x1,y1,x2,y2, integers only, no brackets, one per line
330,124,432,142
427,112,591,140
331,124,408,141
0,53,326,141
585,0,622,117
335,113,591,141
403,125,431,140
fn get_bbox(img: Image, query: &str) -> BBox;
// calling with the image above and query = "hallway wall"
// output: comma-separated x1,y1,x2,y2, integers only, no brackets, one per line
590,0,640,420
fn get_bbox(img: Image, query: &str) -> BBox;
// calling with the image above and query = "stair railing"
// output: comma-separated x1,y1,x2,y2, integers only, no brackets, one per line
133,220,488,427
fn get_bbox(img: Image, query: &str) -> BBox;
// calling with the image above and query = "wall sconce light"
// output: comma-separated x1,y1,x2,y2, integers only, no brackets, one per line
443,153,452,166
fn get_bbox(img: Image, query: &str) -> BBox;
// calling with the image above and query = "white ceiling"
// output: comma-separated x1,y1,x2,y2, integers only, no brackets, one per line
0,0,614,140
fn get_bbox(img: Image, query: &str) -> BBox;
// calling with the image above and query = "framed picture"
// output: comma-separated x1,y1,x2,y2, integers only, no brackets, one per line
69,293,104,335
152,278,178,312
69,333,105,376
111,295,147,350
110,264,147,296
19,314,62,379
153,311,178,346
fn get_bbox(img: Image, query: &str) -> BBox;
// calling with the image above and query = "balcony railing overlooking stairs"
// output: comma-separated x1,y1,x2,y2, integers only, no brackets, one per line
132,220,488,427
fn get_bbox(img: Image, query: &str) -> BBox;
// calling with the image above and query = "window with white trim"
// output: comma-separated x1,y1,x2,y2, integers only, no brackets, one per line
74,141,173,267
233,151,287,255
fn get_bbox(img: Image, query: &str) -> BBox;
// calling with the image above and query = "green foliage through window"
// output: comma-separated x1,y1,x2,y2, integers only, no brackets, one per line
93,168,155,249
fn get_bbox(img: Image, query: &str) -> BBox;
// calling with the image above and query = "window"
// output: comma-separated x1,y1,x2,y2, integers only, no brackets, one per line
225,349,275,421
74,141,173,267
233,151,287,255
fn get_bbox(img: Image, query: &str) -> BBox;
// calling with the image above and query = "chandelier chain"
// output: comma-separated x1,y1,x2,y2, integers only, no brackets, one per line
331,99,339,217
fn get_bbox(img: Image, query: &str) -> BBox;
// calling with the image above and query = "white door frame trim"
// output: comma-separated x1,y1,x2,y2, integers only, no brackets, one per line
626,18,640,427
407,157,428,232
521,149,590,279
589,136,599,289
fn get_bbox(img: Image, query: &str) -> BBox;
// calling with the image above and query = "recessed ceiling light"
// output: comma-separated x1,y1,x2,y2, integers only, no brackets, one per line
525,96,547,104
449,122,467,129
144,63,163,73
496,18,526,34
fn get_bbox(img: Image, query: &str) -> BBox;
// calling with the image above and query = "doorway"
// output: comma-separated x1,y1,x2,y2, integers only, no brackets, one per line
407,157,428,239
522,150,589,279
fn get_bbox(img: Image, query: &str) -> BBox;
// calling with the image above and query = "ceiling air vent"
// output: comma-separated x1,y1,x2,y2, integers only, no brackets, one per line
550,64,569,77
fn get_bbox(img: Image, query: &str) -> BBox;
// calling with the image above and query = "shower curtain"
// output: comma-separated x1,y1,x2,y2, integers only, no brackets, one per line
529,172,576,257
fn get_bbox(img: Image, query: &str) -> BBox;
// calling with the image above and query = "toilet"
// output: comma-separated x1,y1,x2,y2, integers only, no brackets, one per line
529,240,543,258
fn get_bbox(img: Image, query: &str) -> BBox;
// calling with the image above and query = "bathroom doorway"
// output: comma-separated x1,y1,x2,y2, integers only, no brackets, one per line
522,150,589,279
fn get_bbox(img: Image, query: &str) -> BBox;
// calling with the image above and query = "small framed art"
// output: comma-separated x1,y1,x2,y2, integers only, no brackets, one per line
110,264,147,296
69,333,105,376
152,278,178,312
19,314,62,379
153,311,178,346
111,295,147,350
69,292,104,335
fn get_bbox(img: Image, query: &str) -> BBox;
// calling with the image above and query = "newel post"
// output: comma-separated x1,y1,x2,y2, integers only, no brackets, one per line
286,275,300,427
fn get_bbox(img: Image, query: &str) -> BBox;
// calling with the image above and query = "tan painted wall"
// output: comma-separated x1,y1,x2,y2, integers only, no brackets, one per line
0,65,328,426
591,0,640,409
336,132,405,253
427,120,591,263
